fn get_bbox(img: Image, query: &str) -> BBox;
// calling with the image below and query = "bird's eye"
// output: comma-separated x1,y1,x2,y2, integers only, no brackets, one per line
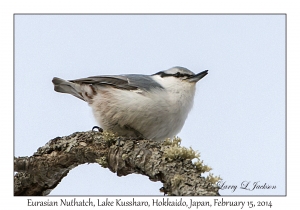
152,71,191,78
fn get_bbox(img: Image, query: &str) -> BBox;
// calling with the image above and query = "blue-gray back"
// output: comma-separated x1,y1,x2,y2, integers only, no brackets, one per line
70,74,164,91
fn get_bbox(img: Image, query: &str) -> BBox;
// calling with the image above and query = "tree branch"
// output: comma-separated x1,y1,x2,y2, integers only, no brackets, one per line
14,131,220,196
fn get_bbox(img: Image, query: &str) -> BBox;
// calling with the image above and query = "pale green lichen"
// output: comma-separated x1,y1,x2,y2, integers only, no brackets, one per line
163,137,200,161
122,154,129,160
194,160,212,173
163,137,221,183
63,137,78,152
171,174,184,187
163,136,182,147
96,157,108,168
102,131,117,143
206,173,222,184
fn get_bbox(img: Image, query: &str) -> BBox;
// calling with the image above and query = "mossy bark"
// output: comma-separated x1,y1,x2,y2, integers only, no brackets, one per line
14,131,220,196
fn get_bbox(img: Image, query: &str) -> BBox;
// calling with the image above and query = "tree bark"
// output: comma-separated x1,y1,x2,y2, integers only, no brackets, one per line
14,131,220,196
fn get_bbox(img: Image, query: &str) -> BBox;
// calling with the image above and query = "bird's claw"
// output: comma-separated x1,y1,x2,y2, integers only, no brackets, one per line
92,126,103,132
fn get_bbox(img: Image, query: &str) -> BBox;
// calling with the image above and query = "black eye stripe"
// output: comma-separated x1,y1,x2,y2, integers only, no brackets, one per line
154,71,192,78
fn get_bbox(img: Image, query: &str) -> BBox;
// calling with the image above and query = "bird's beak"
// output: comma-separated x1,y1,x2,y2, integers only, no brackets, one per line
186,70,208,83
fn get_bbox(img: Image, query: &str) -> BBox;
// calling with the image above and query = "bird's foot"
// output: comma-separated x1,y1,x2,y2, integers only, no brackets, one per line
92,126,103,132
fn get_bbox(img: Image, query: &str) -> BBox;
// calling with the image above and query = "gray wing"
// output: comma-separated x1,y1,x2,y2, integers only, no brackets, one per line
70,74,164,91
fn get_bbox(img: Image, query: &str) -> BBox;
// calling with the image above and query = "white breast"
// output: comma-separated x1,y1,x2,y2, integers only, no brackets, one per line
89,76,196,141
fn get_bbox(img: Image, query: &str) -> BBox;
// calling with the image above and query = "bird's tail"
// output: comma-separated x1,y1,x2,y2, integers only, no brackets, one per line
52,77,85,101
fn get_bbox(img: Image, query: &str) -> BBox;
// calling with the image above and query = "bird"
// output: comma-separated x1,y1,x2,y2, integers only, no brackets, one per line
52,66,208,142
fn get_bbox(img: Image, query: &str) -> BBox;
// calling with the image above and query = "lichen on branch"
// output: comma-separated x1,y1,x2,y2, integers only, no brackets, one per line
14,131,220,196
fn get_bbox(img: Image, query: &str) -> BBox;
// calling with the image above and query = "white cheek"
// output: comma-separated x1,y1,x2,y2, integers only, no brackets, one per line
152,75,179,89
